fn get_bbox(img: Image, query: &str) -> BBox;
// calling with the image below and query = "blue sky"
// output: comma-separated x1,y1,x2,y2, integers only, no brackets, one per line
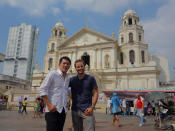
0,0,175,80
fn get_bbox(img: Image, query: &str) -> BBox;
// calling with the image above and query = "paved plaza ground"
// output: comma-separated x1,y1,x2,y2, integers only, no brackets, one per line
0,110,171,131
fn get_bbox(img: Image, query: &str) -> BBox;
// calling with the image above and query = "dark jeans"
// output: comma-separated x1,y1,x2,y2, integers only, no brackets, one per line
144,107,147,116
21,106,27,114
45,109,66,131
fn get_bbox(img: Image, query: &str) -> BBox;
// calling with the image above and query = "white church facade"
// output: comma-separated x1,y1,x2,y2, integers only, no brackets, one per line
32,10,170,94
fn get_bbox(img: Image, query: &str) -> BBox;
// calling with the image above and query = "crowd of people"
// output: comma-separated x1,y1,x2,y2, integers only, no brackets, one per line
18,96,45,117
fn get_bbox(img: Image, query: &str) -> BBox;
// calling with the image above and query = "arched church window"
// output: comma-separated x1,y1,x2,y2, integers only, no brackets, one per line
104,54,110,68
120,52,124,64
81,52,90,67
59,31,62,37
141,51,145,63
128,18,132,25
129,50,135,64
51,43,55,52
121,36,124,43
139,34,142,41
48,58,53,70
129,32,133,42
55,30,57,36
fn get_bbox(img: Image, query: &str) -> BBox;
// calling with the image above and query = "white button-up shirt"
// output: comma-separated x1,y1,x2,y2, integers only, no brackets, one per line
39,69,70,113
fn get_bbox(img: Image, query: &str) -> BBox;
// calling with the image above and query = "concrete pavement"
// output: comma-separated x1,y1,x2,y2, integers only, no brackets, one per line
0,110,161,131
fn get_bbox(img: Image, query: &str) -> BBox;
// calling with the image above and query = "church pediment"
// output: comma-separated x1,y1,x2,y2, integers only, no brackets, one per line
60,27,115,48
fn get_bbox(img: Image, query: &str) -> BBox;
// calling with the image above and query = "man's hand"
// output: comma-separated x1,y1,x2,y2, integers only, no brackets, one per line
41,96,56,112
84,107,93,116
48,104,57,112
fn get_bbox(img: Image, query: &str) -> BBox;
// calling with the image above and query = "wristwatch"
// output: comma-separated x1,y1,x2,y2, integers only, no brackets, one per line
91,105,95,109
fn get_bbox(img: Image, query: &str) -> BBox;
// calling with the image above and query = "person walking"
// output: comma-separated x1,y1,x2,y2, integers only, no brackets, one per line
110,93,123,127
39,56,71,131
106,98,112,115
152,100,155,116
33,97,40,118
69,59,99,131
144,100,148,116
18,96,22,113
135,94,144,127
122,98,126,116
21,97,28,114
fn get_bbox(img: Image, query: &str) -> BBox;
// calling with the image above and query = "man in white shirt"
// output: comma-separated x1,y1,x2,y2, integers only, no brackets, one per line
39,56,71,131
106,98,111,114
122,98,126,116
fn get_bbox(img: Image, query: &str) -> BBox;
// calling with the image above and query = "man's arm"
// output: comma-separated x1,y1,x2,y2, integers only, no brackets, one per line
142,99,144,112
39,72,56,112
84,88,98,116
92,88,98,107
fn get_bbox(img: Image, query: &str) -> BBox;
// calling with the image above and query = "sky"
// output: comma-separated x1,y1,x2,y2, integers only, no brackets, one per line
0,0,175,80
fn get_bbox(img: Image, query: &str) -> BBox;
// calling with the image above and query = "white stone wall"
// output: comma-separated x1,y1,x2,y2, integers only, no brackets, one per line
153,55,170,82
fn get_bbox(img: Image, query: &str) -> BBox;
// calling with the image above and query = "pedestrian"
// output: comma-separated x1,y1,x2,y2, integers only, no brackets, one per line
152,100,155,116
122,98,126,116
126,101,131,116
39,98,44,114
33,97,40,118
21,97,28,115
39,56,71,131
106,98,112,115
147,102,152,116
135,94,145,127
18,96,22,113
144,100,148,116
110,93,123,127
69,59,99,131
154,103,159,122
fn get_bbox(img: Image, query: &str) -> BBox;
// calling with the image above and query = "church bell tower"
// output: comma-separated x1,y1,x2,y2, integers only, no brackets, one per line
118,10,148,67
44,22,67,73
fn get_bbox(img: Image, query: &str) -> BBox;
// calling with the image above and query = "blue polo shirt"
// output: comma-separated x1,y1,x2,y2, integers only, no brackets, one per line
69,74,98,112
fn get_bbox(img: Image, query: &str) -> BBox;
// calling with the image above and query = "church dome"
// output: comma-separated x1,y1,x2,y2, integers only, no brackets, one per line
124,9,138,17
55,22,64,28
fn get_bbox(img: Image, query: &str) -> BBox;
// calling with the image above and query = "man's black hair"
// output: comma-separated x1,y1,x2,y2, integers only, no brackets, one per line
59,56,71,65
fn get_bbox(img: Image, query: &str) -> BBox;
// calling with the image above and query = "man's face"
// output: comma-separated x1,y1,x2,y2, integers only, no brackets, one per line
75,62,85,75
59,59,71,73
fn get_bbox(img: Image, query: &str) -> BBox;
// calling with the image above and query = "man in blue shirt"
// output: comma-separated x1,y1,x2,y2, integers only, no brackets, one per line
69,59,98,131
110,93,123,127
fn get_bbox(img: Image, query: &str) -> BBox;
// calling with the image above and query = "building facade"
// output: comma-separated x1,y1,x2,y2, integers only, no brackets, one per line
3,23,39,80
32,10,170,93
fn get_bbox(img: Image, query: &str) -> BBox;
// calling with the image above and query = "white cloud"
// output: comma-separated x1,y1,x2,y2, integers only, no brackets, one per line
142,0,175,79
0,0,148,16
51,7,61,15
0,0,60,16
63,0,146,15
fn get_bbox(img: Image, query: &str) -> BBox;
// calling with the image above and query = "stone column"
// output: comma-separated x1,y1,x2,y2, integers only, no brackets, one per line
99,49,102,69
113,46,117,69
75,47,78,60
70,51,73,69
94,48,97,69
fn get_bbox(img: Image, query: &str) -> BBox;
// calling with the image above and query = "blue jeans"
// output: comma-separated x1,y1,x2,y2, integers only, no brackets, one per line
123,107,126,116
137,109,144,125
